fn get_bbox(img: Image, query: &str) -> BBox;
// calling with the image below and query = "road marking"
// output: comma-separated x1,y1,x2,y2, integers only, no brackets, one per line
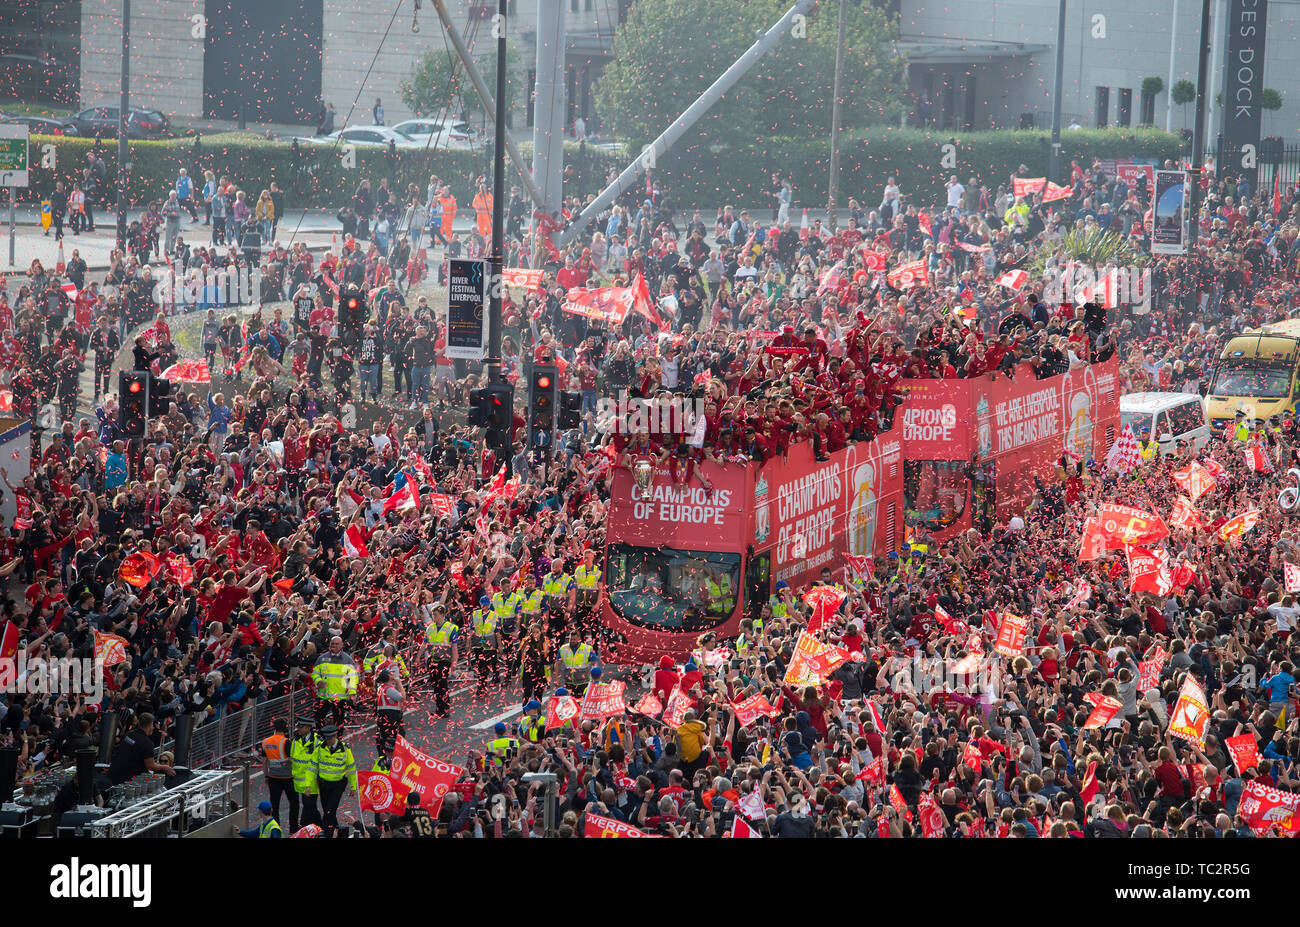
470,705,524,730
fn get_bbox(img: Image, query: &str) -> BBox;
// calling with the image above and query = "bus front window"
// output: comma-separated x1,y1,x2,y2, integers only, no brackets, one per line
1210,361,1292,398
606,544,741,633
903,460,968,532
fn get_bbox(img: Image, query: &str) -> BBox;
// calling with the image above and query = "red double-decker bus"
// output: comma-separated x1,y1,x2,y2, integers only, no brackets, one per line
599,431,905,663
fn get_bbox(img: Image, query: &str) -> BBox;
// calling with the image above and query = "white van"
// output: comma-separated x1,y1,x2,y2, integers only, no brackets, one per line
1120,392,1212,455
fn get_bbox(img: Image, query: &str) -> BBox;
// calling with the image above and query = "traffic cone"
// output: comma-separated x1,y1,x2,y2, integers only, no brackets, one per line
799,208,809,241
56,240,65,274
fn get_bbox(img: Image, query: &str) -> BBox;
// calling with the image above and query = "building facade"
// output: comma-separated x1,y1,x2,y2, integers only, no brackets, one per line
76,0,623,131
899,0,1299,141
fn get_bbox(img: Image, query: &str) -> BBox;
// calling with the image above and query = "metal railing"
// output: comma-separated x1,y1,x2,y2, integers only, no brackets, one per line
88,769,244,839
157,687,316,770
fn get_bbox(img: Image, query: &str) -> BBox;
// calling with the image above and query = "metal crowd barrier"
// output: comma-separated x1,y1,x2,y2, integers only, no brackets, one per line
156,688,315,771
87,769,245,839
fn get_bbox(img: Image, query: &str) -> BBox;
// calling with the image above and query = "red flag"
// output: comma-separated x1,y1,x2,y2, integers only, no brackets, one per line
164,554,194,587
1201,457,1227,482
731,694,779,727
1079,760,1100,807
545,694,580,730
162,360,211,383
1169,675,1211,747
272,577,295,595
1097,503,1170,546
1138,648,1168,689
662,686,694,728
343,524,369,558
580,680,627,721
358,770,406,814
1127,546,1174,596
1238,781,1300,835
1285,562,1300,594
1169,496,1204,531
1226,734,1262,774
962,742,983,772
857,756,885,784
1273,172,1282,216
1245,444,1273,472
993,612,1028,657
118,551,162,588
1082,694,1123,729
887,259,929,290
632,692,663,717
93,630,130,667
0,621,19,660
803,584,848,633
1172,461,1215,501
381,481,420,515
918,790,945,837
728,815,762,839
389,736,462,816
995,268,1029,291
1218,510,1260,544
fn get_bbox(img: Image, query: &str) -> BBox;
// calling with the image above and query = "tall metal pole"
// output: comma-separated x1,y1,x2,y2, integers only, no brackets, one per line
1166,0,1179,133
429,0,544,210
1047,0,1067,184
560,0,816,246
1189,0,1212,247
533,0,566,217
487,0,507,383
1206,0,1223,146
116,0,131,251
826,0,847,233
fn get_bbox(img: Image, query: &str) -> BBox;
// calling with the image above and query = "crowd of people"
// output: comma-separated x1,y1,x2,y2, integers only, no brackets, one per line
3,146,1300,841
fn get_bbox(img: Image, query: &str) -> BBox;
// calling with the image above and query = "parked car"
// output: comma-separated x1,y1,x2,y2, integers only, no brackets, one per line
71,106,171,139
0,114,78,136
391,117,483,150
292,125,424,149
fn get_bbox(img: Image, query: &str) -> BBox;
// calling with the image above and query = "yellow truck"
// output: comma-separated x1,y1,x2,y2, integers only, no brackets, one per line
1205,319,1300,424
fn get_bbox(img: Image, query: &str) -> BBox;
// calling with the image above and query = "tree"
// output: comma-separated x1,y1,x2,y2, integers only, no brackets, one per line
400,46,520,123
594,0,903,151
1140,76,1163,126
1262,87,1283,136
1171,79,1196,129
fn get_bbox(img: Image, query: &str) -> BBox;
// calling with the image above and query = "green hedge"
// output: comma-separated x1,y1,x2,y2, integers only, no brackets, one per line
22,126,1184,214
651,126,1187,209
21,132,623,209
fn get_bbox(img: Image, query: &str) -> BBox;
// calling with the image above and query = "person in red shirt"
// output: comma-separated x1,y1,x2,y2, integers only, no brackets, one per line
653,656,680,702
555,255,586,292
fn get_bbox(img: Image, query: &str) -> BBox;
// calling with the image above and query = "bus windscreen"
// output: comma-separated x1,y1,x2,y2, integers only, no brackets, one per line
605,544,741,633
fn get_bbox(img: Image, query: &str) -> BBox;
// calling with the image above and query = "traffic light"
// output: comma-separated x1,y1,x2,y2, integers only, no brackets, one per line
339,288,365,346
468,387,489,427
528,365,557,451
558,391,582,429
147,372,172,417
481,382,515,460
119,371,148,437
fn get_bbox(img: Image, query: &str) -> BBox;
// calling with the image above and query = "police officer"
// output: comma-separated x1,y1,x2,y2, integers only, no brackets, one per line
486,721,518,767
424,604,460,717
290,718,321,827
574,548,601,628
362,627,400,679
705,568,735,615
1232,410,1251,443
311,635,359,727
768,580,791,624
491,578,524,674
374,670,405,770
519,699,545,743
517,573,545,637
1139,427,1158,463
543,562,576,636
312,725,357,832
469,595,501,697
556,629,596,695
260,717,298,831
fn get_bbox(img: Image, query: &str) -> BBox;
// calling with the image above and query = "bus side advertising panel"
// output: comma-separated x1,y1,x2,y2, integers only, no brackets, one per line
898,378,973,460
756,431,903,589
606,460,749,551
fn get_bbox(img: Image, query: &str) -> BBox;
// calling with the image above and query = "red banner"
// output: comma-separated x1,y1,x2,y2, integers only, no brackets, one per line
663,686,694,728
545,694,580,730
164,554,194,587
1097,503,1170,546
1127,546,1173,596
563,273,660,329
580,680,627,721
886,259,929,290
1012,177,1047,197
993,612,1028,657
390,736,462,816
1226,734,1262,774
632,692,663,717
1238,781,1300,835
731,694,780,727
803,584,848,633
93,630,130,667
502,267,544,291
1138,648,1167,690
1168,675,1210,747
918,791,945,837
118,551,162,588
583,812,661,838
1082,694,1123,729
